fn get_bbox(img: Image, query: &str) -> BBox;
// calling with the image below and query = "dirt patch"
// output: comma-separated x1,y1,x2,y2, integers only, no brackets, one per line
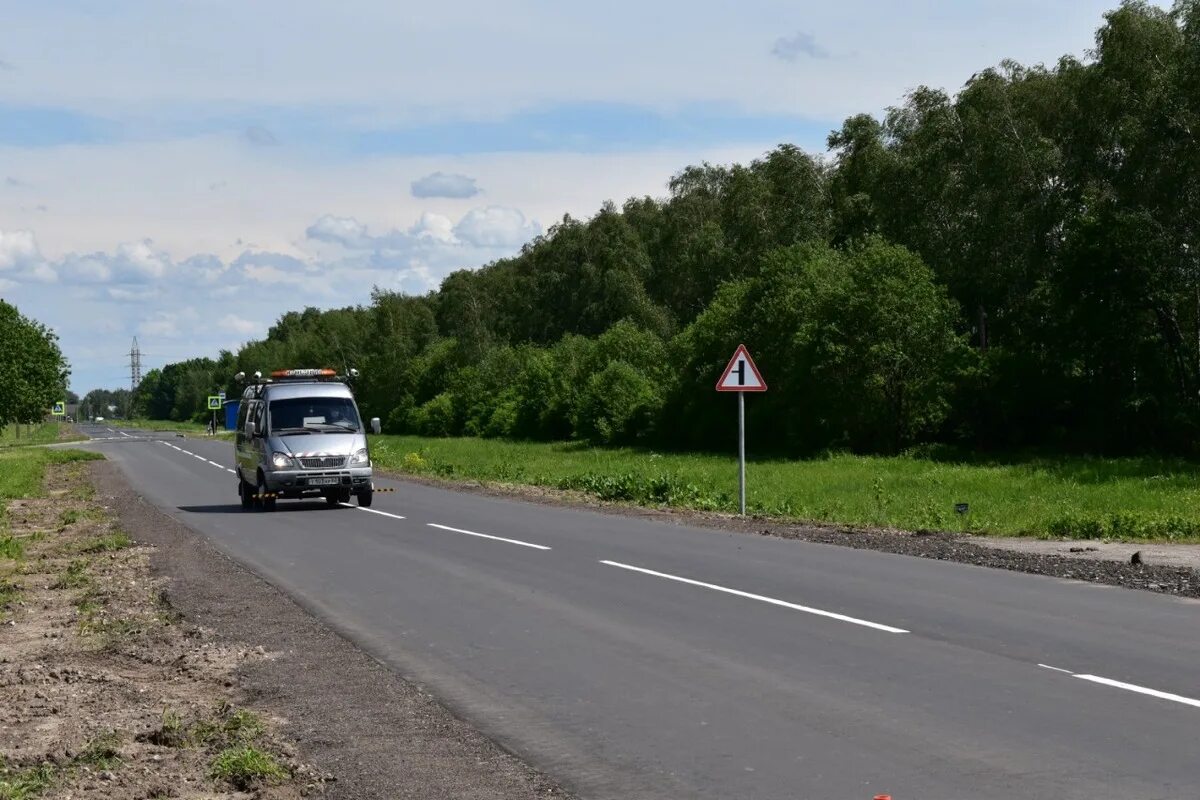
1,458,323,798
88,461,574,800
379,469,1200,599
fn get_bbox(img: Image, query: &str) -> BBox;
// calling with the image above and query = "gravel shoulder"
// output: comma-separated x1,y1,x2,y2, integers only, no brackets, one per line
380,469,1200,599
85,458,572,799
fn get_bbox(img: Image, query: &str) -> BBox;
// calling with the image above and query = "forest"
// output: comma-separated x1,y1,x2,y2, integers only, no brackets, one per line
134,2,1200,456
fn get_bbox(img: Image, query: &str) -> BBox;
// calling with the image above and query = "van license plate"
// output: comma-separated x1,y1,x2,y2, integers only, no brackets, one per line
309,477,340,486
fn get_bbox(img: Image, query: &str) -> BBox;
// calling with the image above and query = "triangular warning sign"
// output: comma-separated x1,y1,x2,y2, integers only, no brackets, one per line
716,344,767,392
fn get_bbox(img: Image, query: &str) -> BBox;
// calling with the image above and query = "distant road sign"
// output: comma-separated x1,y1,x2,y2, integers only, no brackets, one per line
207,395,221,410
218,389,226,402
51,401,66,416
716,345,767,392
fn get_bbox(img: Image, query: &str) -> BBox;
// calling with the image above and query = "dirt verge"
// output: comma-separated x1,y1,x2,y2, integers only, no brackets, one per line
88,460,573,800
379,469,1200,599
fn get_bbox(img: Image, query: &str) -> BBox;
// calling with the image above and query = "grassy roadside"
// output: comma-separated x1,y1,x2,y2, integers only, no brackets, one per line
116,418,235,439
0,445,320,797
370,435,1200,541
1,447,102,525
0,422,82,449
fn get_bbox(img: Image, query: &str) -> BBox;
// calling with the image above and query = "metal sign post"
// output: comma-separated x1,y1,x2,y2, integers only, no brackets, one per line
738,390,746,515
716,344,767,516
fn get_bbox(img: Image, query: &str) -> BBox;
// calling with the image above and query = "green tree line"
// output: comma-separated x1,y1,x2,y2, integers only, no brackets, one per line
134,2,1200,455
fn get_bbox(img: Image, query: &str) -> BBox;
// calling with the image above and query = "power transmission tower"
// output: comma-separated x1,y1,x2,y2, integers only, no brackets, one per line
129,338,143,418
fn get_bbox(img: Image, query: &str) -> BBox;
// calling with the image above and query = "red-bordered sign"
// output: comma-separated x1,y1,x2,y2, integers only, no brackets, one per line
716,344,767,392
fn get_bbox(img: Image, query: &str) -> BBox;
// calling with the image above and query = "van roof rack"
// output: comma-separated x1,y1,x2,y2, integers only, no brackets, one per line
235,368,359,385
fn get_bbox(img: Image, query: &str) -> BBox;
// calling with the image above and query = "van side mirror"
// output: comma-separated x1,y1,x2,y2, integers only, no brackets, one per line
245,421,256,438
370,417,381,435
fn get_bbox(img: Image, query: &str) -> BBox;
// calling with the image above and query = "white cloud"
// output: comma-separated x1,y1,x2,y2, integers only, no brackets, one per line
409,212,455,243
453,206,538,248
306,215,371,249
0,229,41,272
411,172,480,199
772,31,830,61
57,240,170,284
218,314,261,336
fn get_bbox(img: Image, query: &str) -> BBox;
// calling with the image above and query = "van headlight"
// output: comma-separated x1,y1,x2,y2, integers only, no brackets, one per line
271,452,295,468
349,448,369,466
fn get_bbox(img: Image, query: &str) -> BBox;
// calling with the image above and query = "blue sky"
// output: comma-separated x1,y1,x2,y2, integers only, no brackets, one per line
0,0,1145,393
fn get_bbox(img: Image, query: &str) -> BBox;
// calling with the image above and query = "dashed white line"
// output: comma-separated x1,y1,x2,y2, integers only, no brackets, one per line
342,504,406,521
1037,663,1074,675
118,430,133,438
427,523,551,551
1039,664,1200,709
599,560,909,634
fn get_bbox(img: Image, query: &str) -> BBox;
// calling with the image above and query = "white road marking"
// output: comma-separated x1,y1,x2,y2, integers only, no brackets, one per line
599,560,909,634
1037,663,1074,675
343,504,406,521
119,430,133,438
1038,664,1200,709
427,523,551,551
1075,674,1200,709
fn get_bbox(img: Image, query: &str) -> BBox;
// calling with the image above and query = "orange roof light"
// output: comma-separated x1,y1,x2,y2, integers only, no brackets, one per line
270,368,338,378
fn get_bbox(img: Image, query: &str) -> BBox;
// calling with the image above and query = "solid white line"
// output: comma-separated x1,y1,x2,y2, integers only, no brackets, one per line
427,523,551,551
599,560,909,634
1074,674,1200,709
1037,663,1074,675
119,430,133,438
343,504,407,521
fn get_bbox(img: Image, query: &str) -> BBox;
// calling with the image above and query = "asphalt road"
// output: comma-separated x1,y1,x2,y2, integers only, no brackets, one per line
76,424,1200,800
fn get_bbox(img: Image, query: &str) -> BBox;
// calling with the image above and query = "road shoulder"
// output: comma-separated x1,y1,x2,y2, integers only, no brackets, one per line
92,459,573,800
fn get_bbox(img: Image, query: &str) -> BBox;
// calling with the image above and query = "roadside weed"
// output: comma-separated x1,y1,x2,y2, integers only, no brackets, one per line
51,559,89,589
209,746,288,790
0,761,56,800
80,531,133,553
75,732,123,770
0,536,22,561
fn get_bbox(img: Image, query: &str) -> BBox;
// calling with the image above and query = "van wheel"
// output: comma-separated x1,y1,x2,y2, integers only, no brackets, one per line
257,474,276,512
239,479,254,510
356,488,373,508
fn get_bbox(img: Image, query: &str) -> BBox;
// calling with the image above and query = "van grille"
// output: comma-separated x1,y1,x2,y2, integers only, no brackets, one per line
299,456,346,469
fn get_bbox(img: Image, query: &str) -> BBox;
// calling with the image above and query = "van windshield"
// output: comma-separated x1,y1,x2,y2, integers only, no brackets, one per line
269,397,361,434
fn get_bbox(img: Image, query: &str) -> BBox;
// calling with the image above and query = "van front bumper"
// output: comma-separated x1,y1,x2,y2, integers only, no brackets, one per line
263,467,373,495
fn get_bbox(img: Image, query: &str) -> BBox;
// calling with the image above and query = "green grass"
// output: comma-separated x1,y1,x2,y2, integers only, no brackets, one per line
0,578,20,613
0,448,103,511
0,423,65,449
371,435,1200,541
118,418,234,438
0,761,56,800
209,746,288,790
51,559,90,590
74,732,123,770
0,537,22,560
80,531,133,553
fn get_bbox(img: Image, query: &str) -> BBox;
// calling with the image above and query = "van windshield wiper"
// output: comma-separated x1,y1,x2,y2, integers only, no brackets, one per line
272,427,316,435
